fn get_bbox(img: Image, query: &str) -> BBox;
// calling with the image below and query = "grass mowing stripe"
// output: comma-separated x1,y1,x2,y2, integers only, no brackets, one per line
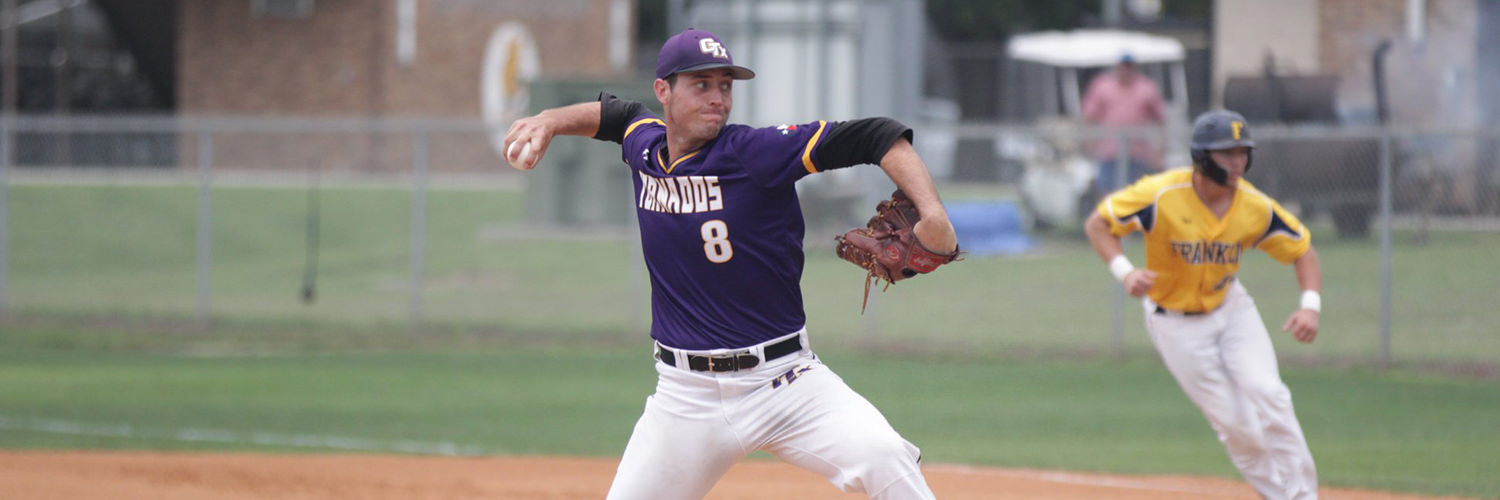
0,416,488,455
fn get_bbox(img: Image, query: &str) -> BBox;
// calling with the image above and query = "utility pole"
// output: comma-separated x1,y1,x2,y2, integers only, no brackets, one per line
2,0,16,116
0,0,12,317
55,0,72,165
1102,0,1123,27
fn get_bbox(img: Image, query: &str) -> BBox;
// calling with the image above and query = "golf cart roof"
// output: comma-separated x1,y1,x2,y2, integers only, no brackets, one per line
1007,29,1185,67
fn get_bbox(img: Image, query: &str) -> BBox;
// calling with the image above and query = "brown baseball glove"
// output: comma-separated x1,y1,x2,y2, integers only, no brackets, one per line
834,189,961,312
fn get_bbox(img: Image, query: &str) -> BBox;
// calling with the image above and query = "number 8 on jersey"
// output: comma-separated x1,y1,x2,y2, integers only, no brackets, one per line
701,220,733,263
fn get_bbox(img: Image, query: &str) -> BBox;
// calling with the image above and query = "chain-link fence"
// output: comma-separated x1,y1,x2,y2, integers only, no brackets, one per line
962,121,1500,369
2,117,1496,369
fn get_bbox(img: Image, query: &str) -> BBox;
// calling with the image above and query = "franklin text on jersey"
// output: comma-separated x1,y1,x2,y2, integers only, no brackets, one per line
1171,240,1243,265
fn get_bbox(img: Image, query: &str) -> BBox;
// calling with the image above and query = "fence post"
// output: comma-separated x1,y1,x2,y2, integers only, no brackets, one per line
0,115,8,316
1378,131,1393,369
408,131,429,335
195,129,213,327
1111,131,1129,360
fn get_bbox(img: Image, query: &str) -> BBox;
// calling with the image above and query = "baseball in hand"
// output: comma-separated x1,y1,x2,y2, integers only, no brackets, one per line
507,140,534,169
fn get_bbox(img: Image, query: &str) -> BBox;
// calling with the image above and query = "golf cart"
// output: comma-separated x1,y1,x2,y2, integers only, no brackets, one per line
1001,29,1191,228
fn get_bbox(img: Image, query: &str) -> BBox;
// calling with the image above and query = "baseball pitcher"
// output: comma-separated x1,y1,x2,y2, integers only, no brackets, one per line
503,29,957,500
1084,110,1323,500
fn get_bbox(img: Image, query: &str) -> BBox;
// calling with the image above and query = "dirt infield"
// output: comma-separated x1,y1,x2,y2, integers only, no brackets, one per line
0,451,1466,500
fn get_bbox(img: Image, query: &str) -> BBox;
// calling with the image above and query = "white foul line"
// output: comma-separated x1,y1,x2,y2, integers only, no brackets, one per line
927,463,1252,498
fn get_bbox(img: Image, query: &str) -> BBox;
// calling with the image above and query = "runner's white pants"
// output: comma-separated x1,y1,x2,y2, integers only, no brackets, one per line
1145,281,1318,500
605,330,935,500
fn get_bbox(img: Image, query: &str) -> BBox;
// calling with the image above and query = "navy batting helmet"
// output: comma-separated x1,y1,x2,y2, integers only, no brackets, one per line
1190,110,1255,185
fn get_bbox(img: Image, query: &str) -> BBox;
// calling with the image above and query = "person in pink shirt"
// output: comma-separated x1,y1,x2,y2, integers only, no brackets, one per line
1082,54,1166,196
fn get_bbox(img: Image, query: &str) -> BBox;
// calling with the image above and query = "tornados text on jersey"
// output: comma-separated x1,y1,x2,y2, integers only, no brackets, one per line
637,172,724,214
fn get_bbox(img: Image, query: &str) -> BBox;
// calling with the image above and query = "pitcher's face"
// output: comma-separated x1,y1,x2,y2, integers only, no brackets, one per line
657,69,734,142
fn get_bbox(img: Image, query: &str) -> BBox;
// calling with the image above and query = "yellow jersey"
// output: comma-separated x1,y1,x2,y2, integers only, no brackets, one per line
1096,169,1311,312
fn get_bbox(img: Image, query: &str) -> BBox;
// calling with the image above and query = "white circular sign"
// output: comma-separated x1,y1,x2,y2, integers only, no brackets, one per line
482,22,540,160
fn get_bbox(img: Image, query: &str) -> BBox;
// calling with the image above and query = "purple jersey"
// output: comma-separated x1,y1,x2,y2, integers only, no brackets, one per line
619,114,831,350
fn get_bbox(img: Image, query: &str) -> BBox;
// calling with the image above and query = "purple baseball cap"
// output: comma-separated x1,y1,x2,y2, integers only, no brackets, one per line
655,29,755,80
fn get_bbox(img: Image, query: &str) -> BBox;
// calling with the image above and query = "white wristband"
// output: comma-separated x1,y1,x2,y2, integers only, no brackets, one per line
1300,290,1322,312
1108,255,1135,283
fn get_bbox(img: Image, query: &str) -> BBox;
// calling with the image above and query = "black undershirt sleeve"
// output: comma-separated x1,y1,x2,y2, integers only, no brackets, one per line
593,92,649,144
810,117,914,171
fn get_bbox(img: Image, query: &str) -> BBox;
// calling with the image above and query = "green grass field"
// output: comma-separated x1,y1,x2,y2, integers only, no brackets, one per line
0,344,1495,498
3,182,1499,498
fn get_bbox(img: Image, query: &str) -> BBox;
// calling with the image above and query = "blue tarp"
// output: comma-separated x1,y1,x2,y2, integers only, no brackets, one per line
947,201,1033,256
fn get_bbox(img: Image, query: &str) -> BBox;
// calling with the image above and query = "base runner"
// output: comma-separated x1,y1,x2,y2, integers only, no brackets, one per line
1083,109,1323,500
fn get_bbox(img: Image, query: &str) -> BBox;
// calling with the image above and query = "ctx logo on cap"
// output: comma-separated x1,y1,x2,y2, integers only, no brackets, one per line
699,39,728,59
655,28,756,80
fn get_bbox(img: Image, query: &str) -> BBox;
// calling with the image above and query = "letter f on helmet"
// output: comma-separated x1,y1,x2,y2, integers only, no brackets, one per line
1190,109,1257,186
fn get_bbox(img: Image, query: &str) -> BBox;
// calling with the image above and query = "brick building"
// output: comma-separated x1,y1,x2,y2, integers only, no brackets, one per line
1214,0,1500,215
179,0,631,117
1214,0,1493,128
156,0,634,173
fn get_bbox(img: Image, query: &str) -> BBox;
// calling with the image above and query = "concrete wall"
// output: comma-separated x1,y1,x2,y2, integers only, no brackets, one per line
1212,0,1320,107
1320,0,1478,127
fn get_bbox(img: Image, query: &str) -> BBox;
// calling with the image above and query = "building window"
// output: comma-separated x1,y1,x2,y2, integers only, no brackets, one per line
251,0,314,19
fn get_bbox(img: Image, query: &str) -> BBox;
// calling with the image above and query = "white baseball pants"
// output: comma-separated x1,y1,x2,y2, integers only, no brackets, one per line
1145,281,1318,500
605,330,935,500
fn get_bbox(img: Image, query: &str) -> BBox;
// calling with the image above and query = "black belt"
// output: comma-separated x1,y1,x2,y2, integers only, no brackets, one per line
1154,305,1207,316
656,335,803,373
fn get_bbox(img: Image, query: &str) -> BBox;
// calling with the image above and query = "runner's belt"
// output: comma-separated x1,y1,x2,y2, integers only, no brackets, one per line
1154,305,1209,316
